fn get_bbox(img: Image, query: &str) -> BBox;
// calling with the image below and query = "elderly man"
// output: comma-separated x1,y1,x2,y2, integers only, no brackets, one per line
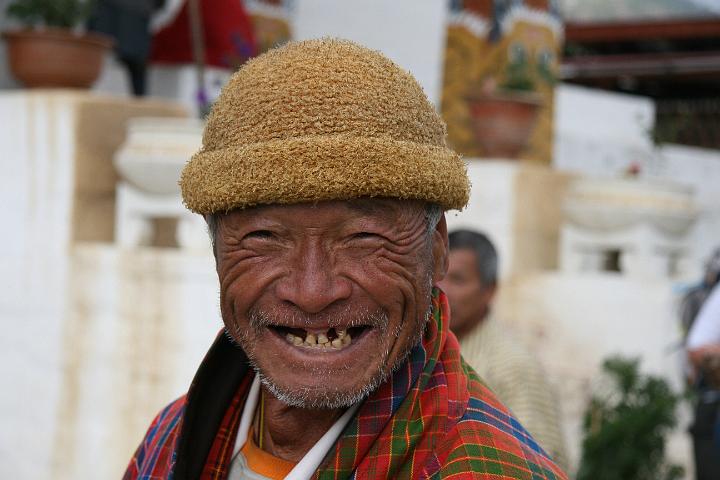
439,230,568,470
124,39,566,479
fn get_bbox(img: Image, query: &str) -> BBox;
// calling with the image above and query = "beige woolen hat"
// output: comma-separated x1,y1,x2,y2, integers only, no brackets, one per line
180,38,470,214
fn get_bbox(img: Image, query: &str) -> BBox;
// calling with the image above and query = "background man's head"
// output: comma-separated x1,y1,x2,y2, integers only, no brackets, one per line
439,229,498,339
179,39,470,410
704,247,720,286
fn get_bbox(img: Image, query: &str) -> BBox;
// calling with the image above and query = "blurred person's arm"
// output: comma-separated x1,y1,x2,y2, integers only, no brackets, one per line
687,284,720,370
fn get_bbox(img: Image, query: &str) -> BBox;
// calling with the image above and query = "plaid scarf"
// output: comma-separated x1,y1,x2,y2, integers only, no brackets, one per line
124,289,566,479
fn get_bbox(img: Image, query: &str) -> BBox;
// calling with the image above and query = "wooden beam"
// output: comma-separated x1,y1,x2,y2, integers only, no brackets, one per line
566,18,720,43
561,51,720,79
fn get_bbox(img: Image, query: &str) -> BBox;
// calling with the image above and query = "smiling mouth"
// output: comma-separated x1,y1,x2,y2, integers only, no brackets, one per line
270,325,370,350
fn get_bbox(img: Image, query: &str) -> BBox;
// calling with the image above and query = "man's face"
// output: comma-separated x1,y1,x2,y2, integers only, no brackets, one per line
439,249,495,337
215,199,448,409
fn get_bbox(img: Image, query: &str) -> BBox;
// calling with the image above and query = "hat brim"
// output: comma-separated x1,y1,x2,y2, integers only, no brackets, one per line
180,135,470,214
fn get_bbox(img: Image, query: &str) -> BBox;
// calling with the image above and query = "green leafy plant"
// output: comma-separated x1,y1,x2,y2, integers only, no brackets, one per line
499,42,536,93
500,64,534,92
577,356,684,480
498,43,558,94
6,0,95,29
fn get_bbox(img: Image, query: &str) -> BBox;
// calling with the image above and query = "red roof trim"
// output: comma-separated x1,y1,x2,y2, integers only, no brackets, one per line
566,18,720,42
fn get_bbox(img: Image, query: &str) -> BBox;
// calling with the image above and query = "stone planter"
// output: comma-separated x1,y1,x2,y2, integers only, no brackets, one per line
563,178,697,235
560,177,698,277
113,117,206,248
465,91,542,159
2,28,113,88
114,117,204,194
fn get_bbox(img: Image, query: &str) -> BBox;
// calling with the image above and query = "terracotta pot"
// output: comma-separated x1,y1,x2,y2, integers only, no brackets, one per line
465,91,542,159
2,28,113,88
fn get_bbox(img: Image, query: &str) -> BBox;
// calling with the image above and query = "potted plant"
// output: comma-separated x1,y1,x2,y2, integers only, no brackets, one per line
2,0,113,88
465,45,544,159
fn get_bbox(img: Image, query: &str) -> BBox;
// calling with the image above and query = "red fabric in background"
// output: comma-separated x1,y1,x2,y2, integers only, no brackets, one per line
151,0,256,68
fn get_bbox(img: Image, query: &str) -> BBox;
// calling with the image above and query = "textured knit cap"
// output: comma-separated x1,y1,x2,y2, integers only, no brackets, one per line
180,38,470,214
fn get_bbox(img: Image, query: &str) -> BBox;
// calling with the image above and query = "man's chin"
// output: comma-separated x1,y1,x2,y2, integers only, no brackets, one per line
235,324,393,407
230,315,426,409
255,368,388,410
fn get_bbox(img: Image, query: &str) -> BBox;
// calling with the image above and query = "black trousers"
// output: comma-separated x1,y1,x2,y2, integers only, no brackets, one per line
88,0,154,96
690,396,720,480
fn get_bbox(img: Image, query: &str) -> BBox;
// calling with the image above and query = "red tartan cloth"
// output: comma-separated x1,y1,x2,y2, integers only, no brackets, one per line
151,0,256,68
123,290,567,479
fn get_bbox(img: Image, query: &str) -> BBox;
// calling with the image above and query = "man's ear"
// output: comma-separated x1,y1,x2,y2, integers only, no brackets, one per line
481,283,498,307
208,214,224,271
431,214,449,283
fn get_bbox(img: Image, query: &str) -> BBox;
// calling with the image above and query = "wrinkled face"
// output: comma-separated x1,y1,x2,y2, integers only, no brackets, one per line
438,249,494,338
215,199,448,409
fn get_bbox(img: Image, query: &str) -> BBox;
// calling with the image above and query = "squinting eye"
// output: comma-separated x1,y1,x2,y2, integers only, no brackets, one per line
352,232,387,242
243,230,275,240
352,232,382,240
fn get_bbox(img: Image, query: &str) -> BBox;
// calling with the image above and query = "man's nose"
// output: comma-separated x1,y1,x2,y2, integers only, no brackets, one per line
275,240,352,314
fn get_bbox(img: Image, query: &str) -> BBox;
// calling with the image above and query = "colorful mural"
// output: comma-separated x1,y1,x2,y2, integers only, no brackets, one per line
441,0,563,163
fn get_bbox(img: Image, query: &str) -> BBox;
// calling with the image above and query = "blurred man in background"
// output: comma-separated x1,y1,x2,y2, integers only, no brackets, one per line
439,229,568,469
684,248,720,480
88,0,167,95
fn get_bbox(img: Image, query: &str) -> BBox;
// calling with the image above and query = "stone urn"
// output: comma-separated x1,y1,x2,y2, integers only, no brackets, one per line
114,117,204,195
113,117,206,248
2,28,113,88
560,177,698,277
563,177,697,235
465,91,542,159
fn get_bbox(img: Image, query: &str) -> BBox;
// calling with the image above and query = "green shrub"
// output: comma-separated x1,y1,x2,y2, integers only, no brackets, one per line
577,356,684,480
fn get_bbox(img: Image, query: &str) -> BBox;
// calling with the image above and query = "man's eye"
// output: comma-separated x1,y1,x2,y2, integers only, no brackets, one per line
243,230,275,240
352,232,381,240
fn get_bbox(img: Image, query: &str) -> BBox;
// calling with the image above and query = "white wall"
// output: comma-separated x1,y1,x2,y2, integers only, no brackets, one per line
657,144,720,271
0,93,77,478
498,272,693,475
554,83,656,177
446,161,518,279
53,246,221,479
292,0,449,107
554,83,720,277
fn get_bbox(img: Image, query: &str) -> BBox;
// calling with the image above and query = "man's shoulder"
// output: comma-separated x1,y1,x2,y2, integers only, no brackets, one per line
459,394,546,455
429,369,566,479
462,318,540,374
143,396,188,443
436,419,566,479
123,396,188,479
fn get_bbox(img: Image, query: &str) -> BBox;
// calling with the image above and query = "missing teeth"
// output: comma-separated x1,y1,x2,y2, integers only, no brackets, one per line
281,326,362,350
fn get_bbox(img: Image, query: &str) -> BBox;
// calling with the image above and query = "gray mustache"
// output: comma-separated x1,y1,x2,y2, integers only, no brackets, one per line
247,306,390,332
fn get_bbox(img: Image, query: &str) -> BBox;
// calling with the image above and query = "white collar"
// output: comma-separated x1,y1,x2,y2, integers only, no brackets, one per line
231,376,360,480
